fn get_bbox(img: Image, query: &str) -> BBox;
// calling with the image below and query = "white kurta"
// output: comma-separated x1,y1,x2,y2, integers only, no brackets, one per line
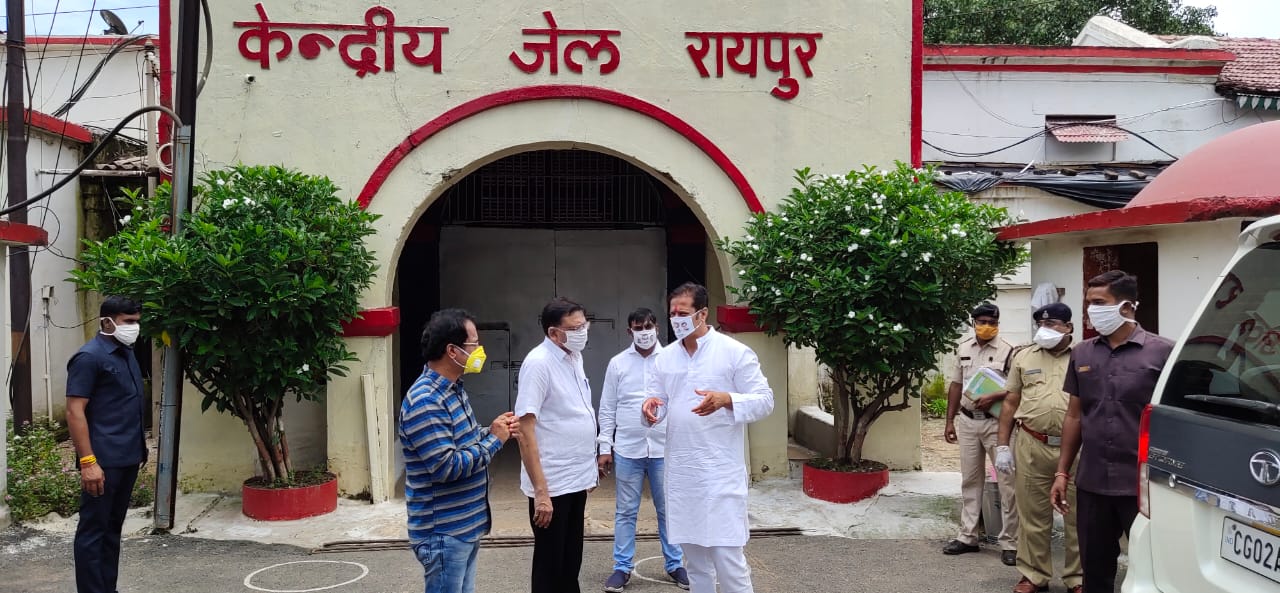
647,328,774,547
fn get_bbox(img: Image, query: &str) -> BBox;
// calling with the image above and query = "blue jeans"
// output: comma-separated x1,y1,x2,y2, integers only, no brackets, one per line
414,533,480,593
612,454,683,573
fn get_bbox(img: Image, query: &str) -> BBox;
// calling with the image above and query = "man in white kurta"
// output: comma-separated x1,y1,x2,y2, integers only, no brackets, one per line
643,283,774,593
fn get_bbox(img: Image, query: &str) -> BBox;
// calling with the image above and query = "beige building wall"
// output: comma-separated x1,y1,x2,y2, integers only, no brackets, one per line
170,0,914,492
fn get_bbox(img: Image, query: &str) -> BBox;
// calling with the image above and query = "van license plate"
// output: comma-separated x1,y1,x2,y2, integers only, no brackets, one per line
1222,518,1280,584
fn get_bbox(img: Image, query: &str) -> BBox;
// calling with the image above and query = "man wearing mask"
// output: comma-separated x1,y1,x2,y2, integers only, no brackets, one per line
515,297,599,593
943,302,1019,565
598,308,688,592
1052,271,1173,593
642,283,774,593
66,296,146,593
400,308,519,593
997,303,1082,593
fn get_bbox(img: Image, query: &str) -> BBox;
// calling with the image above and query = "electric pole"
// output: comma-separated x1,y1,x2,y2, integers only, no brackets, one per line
154,0,201,530
6,0,33,433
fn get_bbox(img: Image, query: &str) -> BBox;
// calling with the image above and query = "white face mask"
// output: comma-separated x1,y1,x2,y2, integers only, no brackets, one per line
102,318,141,347
1087,301,1136,336
632,328,658,350
1033,326,1066,350
562,327,589,353
670,309,706,341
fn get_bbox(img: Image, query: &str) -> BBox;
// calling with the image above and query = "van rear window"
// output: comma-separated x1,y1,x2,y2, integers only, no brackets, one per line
1161,242,1280,427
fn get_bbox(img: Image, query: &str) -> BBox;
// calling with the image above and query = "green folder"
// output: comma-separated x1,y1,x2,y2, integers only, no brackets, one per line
963,367,1006,417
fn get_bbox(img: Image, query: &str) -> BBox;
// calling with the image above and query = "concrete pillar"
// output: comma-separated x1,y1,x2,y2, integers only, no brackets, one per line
721,330,789,481
1,250,10,527
326,335,394,497
787,345,819,430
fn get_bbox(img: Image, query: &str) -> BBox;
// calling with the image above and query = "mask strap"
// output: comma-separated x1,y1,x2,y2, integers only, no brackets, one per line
101,317,117,335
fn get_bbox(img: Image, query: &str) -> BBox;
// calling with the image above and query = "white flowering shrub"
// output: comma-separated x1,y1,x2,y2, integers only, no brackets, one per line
718,162,1023,467
71,165,378,485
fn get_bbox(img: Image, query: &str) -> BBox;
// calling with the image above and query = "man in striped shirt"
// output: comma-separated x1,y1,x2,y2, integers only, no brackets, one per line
400,308,520,593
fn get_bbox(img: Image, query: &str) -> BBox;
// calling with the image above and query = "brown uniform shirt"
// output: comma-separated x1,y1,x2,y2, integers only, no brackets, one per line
1063,326,1174,496
948,336,1013,411
1006,344,1072,436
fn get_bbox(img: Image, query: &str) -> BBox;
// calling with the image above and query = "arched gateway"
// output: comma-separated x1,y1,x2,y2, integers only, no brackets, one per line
164,0,918,495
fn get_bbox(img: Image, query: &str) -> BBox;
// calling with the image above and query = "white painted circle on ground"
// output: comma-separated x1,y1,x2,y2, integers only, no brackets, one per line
631,555,669,585
243,560,370,592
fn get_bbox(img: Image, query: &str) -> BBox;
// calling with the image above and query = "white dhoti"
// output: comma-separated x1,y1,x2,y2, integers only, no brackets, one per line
682,543,753,593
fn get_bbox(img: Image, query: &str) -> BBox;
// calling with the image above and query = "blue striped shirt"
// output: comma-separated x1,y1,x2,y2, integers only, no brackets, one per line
399,367,501,544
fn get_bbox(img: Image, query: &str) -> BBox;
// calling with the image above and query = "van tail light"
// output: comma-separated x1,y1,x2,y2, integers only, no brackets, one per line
1138,403,1153,518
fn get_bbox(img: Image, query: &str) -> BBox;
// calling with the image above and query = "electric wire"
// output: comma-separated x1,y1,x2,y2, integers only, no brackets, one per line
923,123,1180,160
52,33,148,118
0,104,183,217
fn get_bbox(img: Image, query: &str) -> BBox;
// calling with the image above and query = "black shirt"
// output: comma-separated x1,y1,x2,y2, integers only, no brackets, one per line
1063,326,1174,496
66,334,147,467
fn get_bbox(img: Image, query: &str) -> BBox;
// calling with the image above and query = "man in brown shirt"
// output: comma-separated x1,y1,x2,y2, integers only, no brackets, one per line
1051,271,1174,593
998,303,1081,593
943,303,1018,565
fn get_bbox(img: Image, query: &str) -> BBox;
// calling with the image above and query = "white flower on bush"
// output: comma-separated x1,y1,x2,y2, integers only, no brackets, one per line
244,198,257,207
859,228,871,237
299,364,310,373
799,253,812,262
892,323,904,332
889,239,900,246
922,252,932,263
900,250,908,257
773,288,782,296
119,215,132,225
216,178,226,186
951,229,968,238
738,269,746,276
847,311,856,319
222,198,236,208
847,243,858,252
844,205,852,212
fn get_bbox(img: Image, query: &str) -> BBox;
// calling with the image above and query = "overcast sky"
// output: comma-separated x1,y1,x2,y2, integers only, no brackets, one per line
11,0,1280,39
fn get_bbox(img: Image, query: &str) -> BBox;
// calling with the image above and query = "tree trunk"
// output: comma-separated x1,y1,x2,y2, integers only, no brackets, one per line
237,394,279,482
831,369,854,465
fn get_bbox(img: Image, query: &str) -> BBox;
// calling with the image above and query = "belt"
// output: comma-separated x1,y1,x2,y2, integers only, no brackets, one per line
958,407,993,421
1019,423,1062,446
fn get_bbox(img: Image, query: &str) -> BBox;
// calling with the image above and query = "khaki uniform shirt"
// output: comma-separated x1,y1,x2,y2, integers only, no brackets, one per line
947,336,1013,411
1005,344,1072,435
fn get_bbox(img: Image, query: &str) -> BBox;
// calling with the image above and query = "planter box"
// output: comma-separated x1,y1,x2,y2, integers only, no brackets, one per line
802,462,889,504
242,475,338,521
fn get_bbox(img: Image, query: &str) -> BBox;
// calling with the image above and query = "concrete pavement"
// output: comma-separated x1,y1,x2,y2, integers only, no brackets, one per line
2,526,1092,593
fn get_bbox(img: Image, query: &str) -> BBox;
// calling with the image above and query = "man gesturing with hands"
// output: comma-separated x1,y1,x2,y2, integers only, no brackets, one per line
641,283,775,593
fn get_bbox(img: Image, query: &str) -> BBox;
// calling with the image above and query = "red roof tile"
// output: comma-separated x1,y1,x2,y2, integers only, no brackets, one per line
1157,36,1280,96
1048,123,1129,143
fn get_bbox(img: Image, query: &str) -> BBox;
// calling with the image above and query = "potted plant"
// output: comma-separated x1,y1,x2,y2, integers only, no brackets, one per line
718,162,1023,503
71,165,379,520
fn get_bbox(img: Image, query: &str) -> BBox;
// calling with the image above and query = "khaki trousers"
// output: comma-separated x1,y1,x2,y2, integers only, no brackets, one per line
1014,429,1082,588
956,413,1018,549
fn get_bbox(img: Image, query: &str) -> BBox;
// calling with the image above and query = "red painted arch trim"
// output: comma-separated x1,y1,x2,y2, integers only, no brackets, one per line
341,306,401,337
356,85,762,213
910,0,923,167
996,196,1280,241
0,222,50,247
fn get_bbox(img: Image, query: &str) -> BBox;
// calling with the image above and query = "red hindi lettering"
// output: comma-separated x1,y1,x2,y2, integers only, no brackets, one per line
234,4,448,76
337,6,397,77
510,11,621,75
725,33,759,78
510,11,561,74
235,3,294,69
685,32,724,78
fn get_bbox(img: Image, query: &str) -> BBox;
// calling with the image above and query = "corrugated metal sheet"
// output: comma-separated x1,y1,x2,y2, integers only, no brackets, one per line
1048,123,1129,143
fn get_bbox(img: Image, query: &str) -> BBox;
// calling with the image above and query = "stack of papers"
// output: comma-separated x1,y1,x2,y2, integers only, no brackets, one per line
964,367,1007,417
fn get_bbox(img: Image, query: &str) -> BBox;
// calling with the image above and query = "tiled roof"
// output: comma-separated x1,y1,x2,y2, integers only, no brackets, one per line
1048,123,1129,143
1158,36,1280,97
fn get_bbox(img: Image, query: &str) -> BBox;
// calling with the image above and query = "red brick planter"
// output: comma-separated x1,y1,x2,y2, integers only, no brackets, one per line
802,462,889,504
242,475,338,521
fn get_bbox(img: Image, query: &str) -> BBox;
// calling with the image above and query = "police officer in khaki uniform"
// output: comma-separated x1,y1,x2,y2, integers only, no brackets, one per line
996,303,1082,593
943,303,1019,565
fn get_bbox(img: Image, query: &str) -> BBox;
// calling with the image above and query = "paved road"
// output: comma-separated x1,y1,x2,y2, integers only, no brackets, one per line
1,525,1113,593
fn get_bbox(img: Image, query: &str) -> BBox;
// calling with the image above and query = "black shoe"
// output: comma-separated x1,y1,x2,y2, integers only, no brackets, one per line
1001,550,1017,566
942,540,980,555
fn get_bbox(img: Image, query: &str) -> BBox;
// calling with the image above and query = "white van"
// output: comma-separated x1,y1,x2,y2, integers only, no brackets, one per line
1124,214,1280,592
